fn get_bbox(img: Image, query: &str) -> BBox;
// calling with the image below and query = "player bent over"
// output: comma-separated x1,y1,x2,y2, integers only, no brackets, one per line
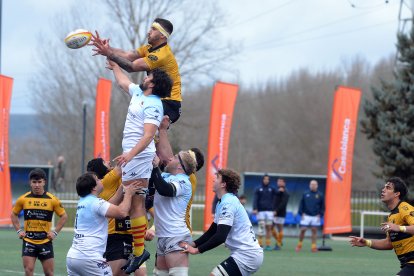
107,59,172,273
181,169,263,276
87,158,151,276
66,172,140,275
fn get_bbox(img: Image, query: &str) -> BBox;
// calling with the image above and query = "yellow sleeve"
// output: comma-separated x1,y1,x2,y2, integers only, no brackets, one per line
53,195,66,217
99,169,122,201
137,45,148,59
400,202,414,225
12,196,24,215
189,174,197,196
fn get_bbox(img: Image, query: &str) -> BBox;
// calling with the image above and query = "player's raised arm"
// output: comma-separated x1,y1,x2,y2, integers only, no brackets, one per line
91,30,140,61
106,59,132,93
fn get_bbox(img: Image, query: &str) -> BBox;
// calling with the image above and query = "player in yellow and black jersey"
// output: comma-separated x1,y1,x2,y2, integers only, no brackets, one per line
92,18,182,124
10,168,67,276
349,177,414,276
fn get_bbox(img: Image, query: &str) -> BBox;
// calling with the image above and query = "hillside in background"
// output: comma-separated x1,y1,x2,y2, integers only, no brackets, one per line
10,114,42,139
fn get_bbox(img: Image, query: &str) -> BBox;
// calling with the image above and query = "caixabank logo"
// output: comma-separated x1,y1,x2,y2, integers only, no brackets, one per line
330,118,351,183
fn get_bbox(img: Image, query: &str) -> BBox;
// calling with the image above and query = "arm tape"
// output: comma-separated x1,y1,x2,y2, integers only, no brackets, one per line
197,224,232,253
152,167,176,197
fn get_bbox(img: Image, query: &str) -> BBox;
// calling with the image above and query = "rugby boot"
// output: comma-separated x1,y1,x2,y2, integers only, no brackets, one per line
124,249,150,274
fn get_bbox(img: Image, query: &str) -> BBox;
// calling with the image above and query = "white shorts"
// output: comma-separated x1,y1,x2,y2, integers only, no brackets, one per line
257,211,273,225
67,257,112,276
273,217,285,225
232,249,264,276
156,234,192,256
122,153,154,182
299,214,321,227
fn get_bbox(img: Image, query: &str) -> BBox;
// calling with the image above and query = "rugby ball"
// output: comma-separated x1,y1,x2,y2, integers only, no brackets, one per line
64,29,92,49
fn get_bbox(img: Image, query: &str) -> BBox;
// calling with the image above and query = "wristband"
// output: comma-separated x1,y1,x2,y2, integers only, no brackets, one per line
52,230,58,236
365,239,372,248
17,229,23,234
400,226,407,233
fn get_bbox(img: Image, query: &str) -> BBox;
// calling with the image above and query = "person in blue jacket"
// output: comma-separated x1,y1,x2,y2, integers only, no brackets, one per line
295,180,324,253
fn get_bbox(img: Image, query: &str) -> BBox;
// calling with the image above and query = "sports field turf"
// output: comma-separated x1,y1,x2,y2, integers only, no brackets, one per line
0,228,398,275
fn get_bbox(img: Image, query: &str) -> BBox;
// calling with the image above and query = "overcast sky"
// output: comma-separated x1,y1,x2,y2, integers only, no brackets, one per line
3,0,412,114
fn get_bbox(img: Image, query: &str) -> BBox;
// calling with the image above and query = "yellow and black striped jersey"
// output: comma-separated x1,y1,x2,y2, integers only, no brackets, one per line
99,169,131,235
12,192,66,245
388,201,414,266
137,43,181,102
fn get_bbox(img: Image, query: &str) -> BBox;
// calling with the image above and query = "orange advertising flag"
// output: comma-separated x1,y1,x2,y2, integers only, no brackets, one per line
324,86,361,234
0,75,13,225
94,78,112,161
204,82,238,231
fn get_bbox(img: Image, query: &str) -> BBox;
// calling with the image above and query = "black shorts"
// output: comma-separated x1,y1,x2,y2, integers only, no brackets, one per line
215,256,242,276
22,240,54,261
162,100,181,124
104,234,133,262
398,263,414,276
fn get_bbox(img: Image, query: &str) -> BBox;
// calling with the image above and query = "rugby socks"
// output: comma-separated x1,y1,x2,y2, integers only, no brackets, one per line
271,228,278,240
297,241,303,248
258,236,263,247
131,216,147,256
266,238,271,247
311,243,317,250
277,231,284,246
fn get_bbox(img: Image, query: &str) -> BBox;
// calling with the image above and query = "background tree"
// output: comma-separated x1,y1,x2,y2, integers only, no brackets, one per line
12,55,394,193
361,26,414,190
28,0,236,191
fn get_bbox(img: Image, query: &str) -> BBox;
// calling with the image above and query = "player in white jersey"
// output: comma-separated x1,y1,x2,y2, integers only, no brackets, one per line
107,60,172,274
150,150,197,276
66,172,140,276
181,169,264,276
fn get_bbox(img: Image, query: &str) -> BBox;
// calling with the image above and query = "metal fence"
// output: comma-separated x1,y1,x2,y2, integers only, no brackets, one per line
56,190,387,228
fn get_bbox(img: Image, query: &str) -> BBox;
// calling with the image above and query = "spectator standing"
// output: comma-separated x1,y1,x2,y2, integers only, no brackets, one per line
295,180,325,253
272,178,290,250
252,174,277,250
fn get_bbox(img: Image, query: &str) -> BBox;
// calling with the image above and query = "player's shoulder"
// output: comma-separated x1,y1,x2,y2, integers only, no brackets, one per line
399,201,414,212
173,174,191,185
129,83,142,94
19,191,32,199
221,193,238,204
45,192,59,200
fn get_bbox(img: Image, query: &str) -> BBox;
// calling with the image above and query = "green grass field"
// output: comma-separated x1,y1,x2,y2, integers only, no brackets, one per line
0,228,399,276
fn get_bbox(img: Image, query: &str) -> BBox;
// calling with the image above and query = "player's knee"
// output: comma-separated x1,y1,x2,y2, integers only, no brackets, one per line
169,267,188,276
257,221,265,236
153,267,169,276
24,265,34,274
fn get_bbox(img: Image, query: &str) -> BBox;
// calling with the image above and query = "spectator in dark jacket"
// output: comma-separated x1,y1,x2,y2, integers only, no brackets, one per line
272,178,289,250
296,180,325,253
253,174,277,250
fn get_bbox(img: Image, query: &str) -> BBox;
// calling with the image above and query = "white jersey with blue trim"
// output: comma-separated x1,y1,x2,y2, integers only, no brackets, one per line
122,83,163,156
154,173,192,237
67,194,110,260
214,193,262,253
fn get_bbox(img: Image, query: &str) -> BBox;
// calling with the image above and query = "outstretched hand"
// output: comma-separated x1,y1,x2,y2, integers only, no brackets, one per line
90,30,111,57
349,236,366,247
113,152,134,167
106,59,118,70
